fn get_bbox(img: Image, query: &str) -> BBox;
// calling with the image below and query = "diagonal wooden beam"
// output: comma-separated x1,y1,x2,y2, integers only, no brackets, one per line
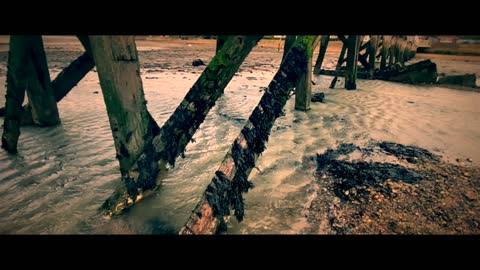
329,42,348,89
179,35,319,235
313,35,330,75
101,35,263,215
0,36,95,123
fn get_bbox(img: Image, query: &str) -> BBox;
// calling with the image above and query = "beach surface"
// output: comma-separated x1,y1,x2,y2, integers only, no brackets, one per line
0,36,479,234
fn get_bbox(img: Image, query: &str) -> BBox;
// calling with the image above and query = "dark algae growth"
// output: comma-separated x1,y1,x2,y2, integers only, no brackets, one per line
308,141,480,234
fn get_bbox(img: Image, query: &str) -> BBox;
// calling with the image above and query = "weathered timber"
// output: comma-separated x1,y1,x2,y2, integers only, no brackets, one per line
359,39,371,52
282,35,297,62
313,35,330,75
216,35,228,53
409,41,416,59
152,35,262,166
380,36,389,70
1,37,28,152
368,36,378,77
397,40,406,65
89,36,160,216
319,69,369,79
345,35,361,90
2,36,61,152
374,59,438,84
388,36,398,66
337,35,347,44
20,36,60,126
0,35,95,124
295,36,321,111
436,73,477,87
52,52,94,101
358,52,370,71
329,41,348,89
53,36,94,102
102,36,263,215
179,36,319,235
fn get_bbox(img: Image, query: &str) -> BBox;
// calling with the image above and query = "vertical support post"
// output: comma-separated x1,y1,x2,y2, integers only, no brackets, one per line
23,36,61,126
398,39,405,66
380,36,388,70
295,36,320,111
313,35,330,75
410,41,416,58
389,36,396,66
89,36,159,215
368,35,378,78
1,37,28,152
345,35,361,90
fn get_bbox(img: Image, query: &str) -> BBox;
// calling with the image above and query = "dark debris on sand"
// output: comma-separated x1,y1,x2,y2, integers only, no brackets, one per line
307,141,480,234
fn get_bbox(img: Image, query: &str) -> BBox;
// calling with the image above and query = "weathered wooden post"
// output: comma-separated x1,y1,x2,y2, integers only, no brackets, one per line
100,36,263,215
282,35,320,111
0,35,95,125
216,35,228,53
380,36,388,70
1,37,27,152
89,36,160,215
409,41,416,59
20,36,61,126
389,36,397,66
345,35,361,90
368,35,378,78
313,35,330,75
1,35,61,152
295,36,320,111
329,38,348,89
282,35,297,62
179,36,319,235
398,39,406,66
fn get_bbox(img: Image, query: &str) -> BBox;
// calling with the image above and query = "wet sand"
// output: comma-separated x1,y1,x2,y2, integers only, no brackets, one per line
0,36,480,234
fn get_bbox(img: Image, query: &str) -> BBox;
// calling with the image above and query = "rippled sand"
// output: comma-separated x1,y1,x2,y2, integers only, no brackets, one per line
1,37,480,234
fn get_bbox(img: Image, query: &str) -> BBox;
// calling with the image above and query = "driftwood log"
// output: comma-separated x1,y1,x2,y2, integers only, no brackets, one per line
374,59,438,84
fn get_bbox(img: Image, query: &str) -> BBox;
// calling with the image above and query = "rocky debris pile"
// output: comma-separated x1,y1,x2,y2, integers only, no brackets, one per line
192,59,205,66
311,92,325,103
307,141,480,234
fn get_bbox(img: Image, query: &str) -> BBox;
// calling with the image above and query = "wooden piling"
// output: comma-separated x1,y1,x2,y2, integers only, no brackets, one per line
295,36,320,111
398,39,406,66
1,37,28,152
216,35,228,53
368,35,378,78
313,35,330,75
89,36,159,215
389,36,397,66
100,36,263,215
0,35,95,125
345,35,361,90
282,35,297,62
20,36,61,126
329,40,348,89
179,36,319,235
380,36,388,70
2,35,62,152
